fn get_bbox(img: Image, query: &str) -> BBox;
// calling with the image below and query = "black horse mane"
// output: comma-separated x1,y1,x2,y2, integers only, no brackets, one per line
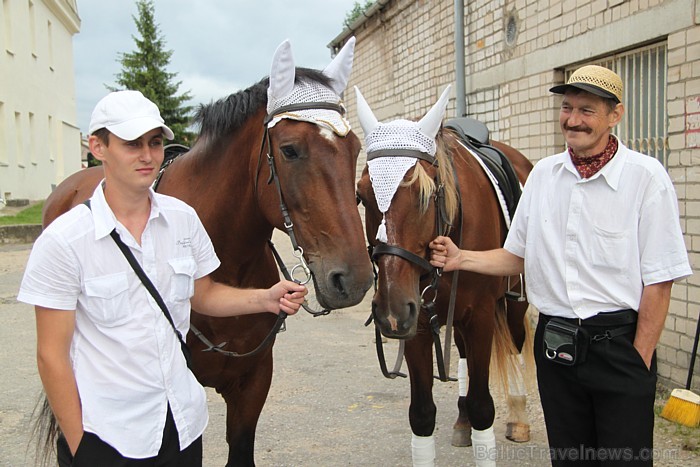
194,67,334,142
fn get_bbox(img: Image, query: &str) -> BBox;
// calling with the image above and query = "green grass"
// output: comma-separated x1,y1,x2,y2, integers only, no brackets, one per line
0,201,44,225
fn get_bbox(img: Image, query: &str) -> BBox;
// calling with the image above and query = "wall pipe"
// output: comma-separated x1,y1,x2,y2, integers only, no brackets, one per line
454,0,466,117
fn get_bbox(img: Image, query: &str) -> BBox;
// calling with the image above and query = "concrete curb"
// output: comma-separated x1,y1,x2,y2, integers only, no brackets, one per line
0,224,42,244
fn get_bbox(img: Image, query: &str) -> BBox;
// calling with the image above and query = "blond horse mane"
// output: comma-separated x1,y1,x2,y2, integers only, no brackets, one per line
400,129,459,225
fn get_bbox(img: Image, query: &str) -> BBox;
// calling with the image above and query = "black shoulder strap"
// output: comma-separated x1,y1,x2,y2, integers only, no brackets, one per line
83,199,186,346
109,229,184,342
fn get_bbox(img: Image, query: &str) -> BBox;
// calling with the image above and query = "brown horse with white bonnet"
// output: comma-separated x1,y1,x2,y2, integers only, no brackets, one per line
355,86,533,466
40,38,372,466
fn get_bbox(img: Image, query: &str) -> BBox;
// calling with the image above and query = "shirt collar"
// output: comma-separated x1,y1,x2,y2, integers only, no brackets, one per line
596,137,626,191
554,136,627,191
89,181,166,240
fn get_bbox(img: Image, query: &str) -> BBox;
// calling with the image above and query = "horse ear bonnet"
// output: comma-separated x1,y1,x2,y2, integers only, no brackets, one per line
323,37,355,95
266,38,356,136
356,85,452,243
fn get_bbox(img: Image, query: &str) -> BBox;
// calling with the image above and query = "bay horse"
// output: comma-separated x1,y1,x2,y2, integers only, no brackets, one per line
39,39,373,466
354,86,533,466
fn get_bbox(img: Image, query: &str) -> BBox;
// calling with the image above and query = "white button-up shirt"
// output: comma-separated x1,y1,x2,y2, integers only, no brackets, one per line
18,182,220,458
504,140,691,319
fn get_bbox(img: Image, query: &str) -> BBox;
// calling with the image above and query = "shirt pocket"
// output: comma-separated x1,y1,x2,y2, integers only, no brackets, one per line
84,272,131,327
590,225,629,271
168,256,197,302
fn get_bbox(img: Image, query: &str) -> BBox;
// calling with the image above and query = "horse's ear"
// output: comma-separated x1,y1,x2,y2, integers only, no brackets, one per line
324,37,355,95
418,85,451,139
269,39,296,100
355,86,378,137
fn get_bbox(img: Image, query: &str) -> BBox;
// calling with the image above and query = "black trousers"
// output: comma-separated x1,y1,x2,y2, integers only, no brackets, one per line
57,405,202,467
534,313,656,466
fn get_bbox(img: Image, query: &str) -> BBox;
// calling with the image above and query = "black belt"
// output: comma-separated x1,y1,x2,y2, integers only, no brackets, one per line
542,309,637,327
541,310,637,343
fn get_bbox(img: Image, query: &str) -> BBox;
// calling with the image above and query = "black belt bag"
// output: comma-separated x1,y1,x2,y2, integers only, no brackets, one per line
543,318,589,366
543,310,637,366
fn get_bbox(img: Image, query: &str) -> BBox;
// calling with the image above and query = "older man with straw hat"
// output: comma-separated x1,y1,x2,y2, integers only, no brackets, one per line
429,65,691,465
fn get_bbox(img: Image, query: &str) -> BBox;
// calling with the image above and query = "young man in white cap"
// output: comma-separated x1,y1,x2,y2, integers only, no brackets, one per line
429,66,691,465
18,90,307,465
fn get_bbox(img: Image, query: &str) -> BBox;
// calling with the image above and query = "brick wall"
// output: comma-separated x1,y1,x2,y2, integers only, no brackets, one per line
662,23,700,387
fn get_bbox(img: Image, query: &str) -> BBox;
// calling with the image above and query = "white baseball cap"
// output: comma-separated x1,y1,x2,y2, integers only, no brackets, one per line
89,90,175,140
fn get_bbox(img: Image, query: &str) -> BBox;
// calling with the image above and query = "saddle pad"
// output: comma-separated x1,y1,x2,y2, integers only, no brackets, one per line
444,118,522,222
457,140,512,229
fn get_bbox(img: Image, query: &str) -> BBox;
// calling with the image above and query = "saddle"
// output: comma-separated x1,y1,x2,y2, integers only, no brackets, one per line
163,143,189,165
153,144,190,191
444,117,522,221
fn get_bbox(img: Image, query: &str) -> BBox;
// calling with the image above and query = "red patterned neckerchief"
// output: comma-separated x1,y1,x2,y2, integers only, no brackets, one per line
569,135,618,179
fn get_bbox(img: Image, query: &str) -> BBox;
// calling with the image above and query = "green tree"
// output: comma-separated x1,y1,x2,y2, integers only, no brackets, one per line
344,1,375,28
108,0,194,144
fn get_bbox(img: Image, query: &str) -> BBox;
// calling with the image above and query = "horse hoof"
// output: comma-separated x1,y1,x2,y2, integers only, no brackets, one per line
505,422,530,443
451,427,472,447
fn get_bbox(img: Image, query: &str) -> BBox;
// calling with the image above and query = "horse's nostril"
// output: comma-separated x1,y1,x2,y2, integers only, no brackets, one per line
330,271,348,298
408,301,417,321
403,301,418,332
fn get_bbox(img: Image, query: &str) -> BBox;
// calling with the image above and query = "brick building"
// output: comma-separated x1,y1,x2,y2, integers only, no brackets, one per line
330,0,699,391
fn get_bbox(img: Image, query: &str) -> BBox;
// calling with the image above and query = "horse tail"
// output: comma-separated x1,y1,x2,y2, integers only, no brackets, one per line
490,297,536,398
29,392,59,467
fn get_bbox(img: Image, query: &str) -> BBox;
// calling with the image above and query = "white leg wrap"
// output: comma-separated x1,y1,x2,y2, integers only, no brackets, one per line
411,433,435,467
471,426,496,467
458,358,467,397
507,354,527,397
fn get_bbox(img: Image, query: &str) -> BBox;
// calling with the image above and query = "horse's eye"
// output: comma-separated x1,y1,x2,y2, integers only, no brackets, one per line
280,145,299,160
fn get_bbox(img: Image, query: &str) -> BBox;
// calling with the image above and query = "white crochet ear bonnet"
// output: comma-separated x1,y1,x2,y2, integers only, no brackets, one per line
266,37,355,136
356,85,451,242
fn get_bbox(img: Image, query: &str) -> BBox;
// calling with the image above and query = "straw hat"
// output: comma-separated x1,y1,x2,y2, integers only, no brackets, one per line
550,65,623,103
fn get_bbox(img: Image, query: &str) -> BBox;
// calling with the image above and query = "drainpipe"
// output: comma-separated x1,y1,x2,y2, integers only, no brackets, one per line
454,0,466,117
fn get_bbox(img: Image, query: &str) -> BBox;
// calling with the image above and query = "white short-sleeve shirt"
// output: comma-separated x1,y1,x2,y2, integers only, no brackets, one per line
18,181,221,458
504,140,691,319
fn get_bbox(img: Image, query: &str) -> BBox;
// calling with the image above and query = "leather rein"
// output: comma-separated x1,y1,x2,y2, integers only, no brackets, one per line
364,149,462,382
155,101,346,359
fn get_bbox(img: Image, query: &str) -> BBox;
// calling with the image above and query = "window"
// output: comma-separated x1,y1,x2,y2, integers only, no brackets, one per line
48,114,54,161
3,0,12,53
0,102,6,165
47,19,53,70
29,112,36,164
565,43,668,165
29,0,36,56
15,112,24,167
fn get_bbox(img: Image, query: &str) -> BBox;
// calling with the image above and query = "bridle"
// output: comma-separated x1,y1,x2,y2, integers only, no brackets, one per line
364,148,462,382
159,100,348,359
256,101,347,317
